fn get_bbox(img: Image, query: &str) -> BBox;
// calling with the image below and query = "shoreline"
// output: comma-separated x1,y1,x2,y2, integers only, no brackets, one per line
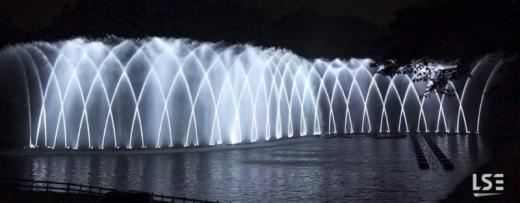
0,136,320,156
0,133,411,156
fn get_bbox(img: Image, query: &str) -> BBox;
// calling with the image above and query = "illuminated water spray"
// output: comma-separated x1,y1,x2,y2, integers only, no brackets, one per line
1,38,502,149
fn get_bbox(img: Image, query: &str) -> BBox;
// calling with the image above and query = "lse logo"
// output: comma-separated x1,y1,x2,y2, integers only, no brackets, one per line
472,173,504,197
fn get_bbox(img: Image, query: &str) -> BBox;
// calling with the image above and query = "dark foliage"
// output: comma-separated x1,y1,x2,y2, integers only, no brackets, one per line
374,0,519,94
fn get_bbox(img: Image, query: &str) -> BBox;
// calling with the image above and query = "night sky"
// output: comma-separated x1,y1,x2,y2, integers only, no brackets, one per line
0,0,517,68
1,0,420,32
0,3,518,202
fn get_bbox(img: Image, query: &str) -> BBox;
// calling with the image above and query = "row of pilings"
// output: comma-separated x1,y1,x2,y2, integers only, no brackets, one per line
411,134,454,170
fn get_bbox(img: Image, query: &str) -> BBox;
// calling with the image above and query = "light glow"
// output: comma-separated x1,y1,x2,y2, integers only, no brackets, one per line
2,37,501,149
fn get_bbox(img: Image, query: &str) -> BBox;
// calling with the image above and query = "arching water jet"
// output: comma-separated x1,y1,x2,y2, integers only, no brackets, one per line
0,37,502,149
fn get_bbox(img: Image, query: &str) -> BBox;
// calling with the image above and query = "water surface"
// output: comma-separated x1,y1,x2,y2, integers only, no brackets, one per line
0,134,489,202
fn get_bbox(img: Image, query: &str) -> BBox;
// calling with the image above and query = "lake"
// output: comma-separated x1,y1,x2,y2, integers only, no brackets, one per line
0,134,489,202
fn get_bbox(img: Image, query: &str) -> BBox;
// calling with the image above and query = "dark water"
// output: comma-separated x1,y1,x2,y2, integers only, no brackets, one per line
0,134,489,202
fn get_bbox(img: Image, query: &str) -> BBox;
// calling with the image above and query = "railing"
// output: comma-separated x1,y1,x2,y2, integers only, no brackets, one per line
0,179,218,203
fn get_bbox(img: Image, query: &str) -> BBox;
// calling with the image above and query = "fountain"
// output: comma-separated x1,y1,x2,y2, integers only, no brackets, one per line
0,37,503,149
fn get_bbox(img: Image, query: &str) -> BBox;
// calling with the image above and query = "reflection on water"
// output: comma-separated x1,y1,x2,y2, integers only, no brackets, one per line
0,134,489,202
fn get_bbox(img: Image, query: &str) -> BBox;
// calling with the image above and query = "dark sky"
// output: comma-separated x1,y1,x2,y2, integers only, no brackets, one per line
1,0,421,32
256,0,421,25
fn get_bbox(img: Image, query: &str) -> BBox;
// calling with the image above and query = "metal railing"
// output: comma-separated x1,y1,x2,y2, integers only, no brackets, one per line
0,179,218,203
